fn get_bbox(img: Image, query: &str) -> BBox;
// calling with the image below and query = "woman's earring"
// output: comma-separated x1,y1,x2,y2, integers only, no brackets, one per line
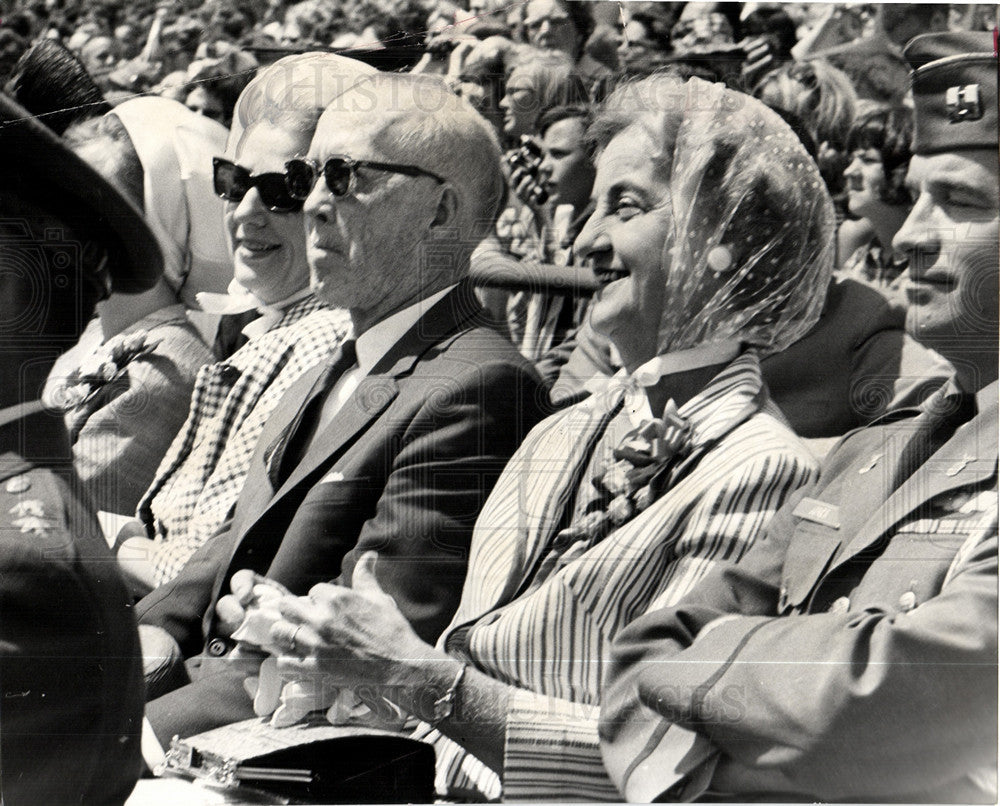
706,245,733,273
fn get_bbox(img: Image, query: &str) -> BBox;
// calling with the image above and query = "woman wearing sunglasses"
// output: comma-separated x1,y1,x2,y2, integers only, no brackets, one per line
114,54,370,595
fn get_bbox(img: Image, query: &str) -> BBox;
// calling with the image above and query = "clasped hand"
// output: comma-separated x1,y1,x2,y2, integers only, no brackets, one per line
216,552,419,729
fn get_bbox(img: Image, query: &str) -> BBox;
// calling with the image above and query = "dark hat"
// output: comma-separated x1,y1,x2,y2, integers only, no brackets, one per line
0,91,162,293
904,31,998,154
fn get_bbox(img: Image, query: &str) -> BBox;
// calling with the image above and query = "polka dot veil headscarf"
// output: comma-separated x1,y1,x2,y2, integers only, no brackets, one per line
601,75,835,356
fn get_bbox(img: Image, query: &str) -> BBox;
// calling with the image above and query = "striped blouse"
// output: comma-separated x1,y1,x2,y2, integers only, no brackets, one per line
416,351,820,800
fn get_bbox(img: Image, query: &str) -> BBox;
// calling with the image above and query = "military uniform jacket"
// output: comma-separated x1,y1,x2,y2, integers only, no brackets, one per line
0,450,144,805
600,381,998,803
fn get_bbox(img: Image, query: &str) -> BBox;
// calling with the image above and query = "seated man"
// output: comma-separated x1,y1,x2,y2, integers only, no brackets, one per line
0,91,156,804
599,32,998,802
137,72,549,750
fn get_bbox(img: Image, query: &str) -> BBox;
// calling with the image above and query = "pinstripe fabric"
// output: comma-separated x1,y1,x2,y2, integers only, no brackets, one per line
137,296,351,585
418,352,819,800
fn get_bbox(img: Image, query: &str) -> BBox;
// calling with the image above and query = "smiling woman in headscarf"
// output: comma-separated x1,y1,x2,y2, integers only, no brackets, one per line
239,74,834,800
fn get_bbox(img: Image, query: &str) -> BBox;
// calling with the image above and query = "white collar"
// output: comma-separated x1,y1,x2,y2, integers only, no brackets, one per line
584,341,741,420
196,281,316,339
354,285,456,375
630,341,741,387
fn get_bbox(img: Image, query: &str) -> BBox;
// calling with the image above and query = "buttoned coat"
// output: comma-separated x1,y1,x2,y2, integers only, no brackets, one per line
138,282,549,743
600,382,998,802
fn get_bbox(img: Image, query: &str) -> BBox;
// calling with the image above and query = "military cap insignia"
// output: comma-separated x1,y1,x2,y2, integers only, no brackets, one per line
945,84,982,123
5,474,31,494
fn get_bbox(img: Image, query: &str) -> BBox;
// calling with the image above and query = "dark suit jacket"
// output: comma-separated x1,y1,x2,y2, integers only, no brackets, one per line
138,282,549,742
600,382,998,802
0,449,144,806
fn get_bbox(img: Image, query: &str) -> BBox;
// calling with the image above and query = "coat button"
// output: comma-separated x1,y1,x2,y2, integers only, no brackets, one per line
207,638,227,657
829,596,850,614
898,591,917,612
218,364,240,384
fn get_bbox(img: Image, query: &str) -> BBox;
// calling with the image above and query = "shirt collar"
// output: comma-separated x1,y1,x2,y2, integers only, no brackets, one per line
354,285,456,376
977,380,997,414
585,349,765,449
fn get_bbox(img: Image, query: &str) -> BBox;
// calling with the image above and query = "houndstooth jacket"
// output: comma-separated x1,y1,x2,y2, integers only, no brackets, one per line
137,295,351,585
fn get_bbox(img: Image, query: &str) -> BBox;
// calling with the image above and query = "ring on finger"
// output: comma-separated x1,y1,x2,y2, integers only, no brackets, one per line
290,625,302,653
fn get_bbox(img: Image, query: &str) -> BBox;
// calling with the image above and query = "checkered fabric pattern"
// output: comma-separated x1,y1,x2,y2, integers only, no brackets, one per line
137,295,352,585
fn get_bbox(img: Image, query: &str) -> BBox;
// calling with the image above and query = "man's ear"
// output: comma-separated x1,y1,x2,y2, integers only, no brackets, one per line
430,185,460,231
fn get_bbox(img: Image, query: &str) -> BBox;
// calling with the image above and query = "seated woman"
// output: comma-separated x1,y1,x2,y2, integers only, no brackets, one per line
44,97,232,513
838,105,914,299
114,53,365,594
237,74,834,800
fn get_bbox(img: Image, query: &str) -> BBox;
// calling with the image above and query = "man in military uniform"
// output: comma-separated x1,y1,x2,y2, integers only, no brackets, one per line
599,31,998,802
0,90,160,805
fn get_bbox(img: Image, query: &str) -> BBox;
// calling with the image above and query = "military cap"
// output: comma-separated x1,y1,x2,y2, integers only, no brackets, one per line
904,31,998,154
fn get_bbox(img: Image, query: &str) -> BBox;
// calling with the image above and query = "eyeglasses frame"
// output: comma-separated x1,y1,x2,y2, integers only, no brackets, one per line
284,155,447,201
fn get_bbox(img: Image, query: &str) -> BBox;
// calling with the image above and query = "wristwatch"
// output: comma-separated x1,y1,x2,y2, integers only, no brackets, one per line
430,663,468,725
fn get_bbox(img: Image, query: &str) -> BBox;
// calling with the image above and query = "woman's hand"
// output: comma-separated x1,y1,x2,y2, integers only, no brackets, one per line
269,551,430,690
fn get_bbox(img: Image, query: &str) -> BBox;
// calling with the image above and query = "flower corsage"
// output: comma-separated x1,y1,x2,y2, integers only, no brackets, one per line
53,330,160,411
554,400,694,550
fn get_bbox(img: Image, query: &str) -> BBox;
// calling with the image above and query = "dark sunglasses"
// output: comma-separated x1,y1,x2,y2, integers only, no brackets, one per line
284,156,446,200
212,157,303,213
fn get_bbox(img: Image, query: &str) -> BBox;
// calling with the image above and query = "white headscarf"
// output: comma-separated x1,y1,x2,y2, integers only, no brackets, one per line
111,96,232,308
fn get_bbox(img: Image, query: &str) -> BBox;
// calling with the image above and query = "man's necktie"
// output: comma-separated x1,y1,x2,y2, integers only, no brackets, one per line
890,391,976,490
268,338,357,488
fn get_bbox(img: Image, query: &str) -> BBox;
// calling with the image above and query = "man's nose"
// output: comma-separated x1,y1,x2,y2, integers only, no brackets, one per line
303,181,331,222
893,199,940,268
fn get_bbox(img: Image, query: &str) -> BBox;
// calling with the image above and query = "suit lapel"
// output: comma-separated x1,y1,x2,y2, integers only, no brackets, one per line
249,281,485,522
262,362,338,489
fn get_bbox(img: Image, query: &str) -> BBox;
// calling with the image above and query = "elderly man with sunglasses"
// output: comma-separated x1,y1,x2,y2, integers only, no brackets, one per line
136,72,548,752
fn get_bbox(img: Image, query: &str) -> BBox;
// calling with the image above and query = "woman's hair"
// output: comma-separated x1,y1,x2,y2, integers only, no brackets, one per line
753,59,857,150
506,48,589,133
589,74,835,355
845,104,913,205
625,2,676,53
226,51,377,153
742,7,797,59
5,39,112,136
63,114,145,210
